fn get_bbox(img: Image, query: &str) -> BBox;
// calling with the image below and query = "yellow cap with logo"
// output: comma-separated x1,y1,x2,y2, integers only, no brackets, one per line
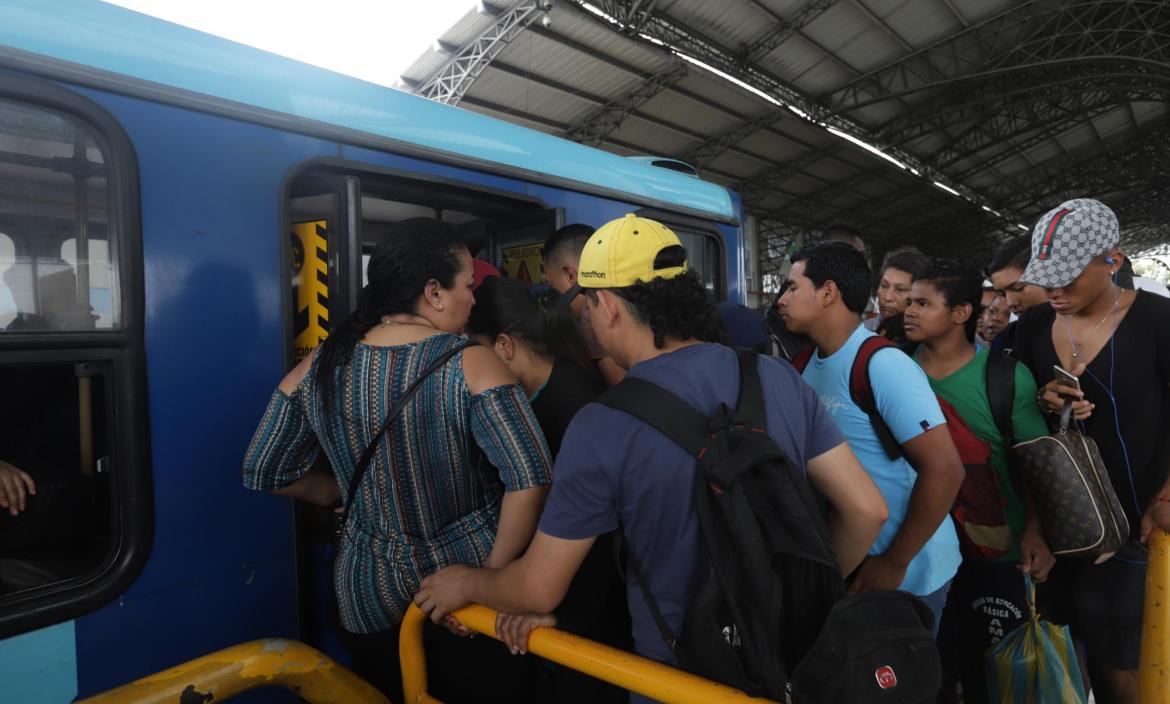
576,214,688,289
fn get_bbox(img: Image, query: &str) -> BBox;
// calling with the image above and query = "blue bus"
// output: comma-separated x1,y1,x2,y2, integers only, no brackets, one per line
0,1,745,699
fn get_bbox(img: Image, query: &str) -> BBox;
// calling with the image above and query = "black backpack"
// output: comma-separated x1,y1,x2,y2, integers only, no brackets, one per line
598,348,941,702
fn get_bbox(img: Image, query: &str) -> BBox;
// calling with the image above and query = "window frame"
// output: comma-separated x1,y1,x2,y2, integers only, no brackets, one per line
279,157,551,367
0,71,150,638
634,207,728,300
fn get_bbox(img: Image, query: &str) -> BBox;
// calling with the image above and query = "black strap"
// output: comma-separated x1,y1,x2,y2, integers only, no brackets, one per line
335,340,475,538
595,378,711,457
734,348,766,428
617,529,679,650
985,350,1017,446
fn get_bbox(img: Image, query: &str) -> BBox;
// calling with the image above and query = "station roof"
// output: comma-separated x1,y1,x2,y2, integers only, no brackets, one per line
401,0,1170,274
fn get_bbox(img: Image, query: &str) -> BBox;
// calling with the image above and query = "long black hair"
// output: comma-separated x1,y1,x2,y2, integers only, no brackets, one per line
465,276,591,372
314,218,467,408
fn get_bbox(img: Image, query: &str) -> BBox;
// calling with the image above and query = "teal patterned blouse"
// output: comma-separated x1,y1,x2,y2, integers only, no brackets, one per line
243,333,552,633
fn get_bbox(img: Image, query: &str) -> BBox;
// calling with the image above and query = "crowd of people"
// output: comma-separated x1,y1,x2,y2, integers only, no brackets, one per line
239,197,1170,704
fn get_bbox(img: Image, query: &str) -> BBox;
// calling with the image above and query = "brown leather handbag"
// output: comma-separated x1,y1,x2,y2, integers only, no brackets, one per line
1011,401,1129,564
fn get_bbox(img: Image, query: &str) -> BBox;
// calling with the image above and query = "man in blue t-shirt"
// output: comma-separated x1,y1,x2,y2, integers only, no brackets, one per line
778,241,964,630
415,215,888,682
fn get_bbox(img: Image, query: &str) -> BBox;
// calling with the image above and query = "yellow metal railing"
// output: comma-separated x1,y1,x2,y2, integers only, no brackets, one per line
1141,529,1170,704
400,603,769,704
77,638,388,704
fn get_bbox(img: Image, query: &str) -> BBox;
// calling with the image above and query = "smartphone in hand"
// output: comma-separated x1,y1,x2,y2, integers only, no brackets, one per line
1053,365,1081,395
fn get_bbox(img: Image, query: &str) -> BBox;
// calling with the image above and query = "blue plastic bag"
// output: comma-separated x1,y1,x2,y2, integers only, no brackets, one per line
985,577,1086,703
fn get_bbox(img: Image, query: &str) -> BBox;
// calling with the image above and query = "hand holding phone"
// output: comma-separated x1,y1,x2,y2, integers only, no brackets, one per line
1052,365,1081,395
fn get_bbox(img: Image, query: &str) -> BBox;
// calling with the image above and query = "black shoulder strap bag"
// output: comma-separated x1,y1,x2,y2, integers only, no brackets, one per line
334,339,475,538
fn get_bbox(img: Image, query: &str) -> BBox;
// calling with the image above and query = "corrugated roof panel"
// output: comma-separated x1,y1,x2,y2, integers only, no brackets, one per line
659,0,783,53
613,118,700,156
670,71,767,118
1022,140,1065,165
637,91,741,138
953,0,1019,24
882,0,963,48
541,9,674,73
759,33,834,85
707,151,774,178
738,129,810,162
493,32,645,101
467,69,599,125
788,58,857,98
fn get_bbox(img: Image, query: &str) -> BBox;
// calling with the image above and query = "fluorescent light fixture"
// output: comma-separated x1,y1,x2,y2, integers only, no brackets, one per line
932,181,961,197
982,205,1003,217
787,105,809,120
910,168,921,177
638,32,666,47
580,2,621,25
825,126,909,171
1017,224,1029,231
673,52,783,107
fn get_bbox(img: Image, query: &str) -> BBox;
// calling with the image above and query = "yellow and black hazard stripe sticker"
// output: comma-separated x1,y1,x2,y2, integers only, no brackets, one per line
291,220,329,362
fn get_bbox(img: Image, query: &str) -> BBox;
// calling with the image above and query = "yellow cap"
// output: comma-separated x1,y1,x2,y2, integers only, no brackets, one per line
577,214,688,289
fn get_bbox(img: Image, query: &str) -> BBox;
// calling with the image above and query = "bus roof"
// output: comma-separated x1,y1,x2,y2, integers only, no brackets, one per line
0,0,736,222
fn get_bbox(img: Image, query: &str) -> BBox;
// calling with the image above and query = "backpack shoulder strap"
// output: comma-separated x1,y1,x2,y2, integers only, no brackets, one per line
985,349,1017,446
595,377,709,457
734,348,766,429
850,336,903,461
791,345,814,373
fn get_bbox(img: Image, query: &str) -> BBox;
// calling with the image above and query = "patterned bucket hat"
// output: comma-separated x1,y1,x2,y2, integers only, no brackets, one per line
1019,198,1119,289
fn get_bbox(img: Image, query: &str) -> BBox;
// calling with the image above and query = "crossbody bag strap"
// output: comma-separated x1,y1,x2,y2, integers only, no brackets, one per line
335,339,475,537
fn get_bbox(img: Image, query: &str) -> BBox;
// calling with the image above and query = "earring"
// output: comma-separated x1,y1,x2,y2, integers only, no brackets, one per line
437,304,445,311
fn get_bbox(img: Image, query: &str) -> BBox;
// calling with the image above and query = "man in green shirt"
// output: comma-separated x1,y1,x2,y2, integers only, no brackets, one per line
902,259,1055,704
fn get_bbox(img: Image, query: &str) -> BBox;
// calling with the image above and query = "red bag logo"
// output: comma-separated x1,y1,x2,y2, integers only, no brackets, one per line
875,665,898,690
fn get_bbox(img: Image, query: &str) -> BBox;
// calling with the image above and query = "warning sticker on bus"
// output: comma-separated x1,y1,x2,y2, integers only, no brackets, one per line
500,242,545,286
291,220,329,362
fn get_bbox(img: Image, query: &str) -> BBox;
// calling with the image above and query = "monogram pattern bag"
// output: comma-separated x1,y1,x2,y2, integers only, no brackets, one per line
1011,401,1128,563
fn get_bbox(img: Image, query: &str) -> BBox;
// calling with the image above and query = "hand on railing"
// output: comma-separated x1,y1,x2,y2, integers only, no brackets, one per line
495,612,557,655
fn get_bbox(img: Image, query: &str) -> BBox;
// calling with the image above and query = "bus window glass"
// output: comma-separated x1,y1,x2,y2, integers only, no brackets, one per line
0,362,112,597
0,233,14,329
0,98,119,331
675,229,722,298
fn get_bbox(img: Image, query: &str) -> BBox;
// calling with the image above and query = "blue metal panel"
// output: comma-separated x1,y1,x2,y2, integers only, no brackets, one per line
0,0,735,222
68,87,338,697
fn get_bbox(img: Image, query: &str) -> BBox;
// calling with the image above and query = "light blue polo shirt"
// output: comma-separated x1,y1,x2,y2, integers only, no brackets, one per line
799,324,960,596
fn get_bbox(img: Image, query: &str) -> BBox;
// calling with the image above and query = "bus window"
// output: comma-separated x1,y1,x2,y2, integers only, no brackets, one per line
0,233,14,329
0,79,147,638
0,97,118,332
0,362,111,595
676,229,723,298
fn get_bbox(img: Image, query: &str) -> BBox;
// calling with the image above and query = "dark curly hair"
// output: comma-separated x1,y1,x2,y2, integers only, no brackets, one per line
585,245,719,349
314,218,466,409
466,276,591,371
913,258,982,343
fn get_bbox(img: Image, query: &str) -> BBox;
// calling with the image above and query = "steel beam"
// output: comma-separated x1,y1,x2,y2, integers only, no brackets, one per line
415,2,545,106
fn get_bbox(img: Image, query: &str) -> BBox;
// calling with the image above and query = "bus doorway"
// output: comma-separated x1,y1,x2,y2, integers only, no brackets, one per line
283,162,555,662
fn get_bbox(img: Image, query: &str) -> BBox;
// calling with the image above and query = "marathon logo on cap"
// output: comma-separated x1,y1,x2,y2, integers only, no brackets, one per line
580,271,606,279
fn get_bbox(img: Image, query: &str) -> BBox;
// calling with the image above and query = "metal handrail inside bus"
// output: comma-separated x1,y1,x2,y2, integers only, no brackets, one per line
76,638,388,704
1140,529,1170,703
400,603,769,704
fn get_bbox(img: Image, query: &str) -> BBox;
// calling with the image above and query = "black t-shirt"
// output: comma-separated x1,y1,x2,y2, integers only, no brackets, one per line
1015,291,1170,535
529,357,604,458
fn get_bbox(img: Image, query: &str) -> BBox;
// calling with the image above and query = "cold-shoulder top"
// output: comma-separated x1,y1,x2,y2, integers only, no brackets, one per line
243,333,552,633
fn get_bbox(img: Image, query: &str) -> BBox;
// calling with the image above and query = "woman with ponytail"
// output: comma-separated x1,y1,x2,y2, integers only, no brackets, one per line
466,276,630,704
243,218,551,703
